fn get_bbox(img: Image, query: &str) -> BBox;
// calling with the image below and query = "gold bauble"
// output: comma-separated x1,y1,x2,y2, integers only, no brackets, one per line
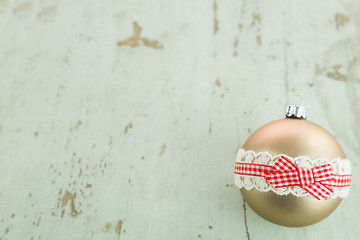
241,118,345,227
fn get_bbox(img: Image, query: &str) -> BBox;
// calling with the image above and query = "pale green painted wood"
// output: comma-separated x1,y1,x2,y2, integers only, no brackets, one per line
0,0,359,239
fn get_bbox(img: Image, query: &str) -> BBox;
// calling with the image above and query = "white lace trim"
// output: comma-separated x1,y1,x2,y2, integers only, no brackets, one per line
234,149,351,199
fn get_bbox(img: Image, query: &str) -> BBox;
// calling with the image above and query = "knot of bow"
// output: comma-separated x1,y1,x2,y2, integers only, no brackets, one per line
263,156,334,200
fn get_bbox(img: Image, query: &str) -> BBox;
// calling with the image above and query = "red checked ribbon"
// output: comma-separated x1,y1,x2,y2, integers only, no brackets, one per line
234,156,351,200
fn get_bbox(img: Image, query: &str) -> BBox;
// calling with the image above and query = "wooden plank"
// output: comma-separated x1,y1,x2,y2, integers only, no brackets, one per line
0,0,359,239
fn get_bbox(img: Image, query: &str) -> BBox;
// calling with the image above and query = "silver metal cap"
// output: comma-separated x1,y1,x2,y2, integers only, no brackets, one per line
286,105,307,119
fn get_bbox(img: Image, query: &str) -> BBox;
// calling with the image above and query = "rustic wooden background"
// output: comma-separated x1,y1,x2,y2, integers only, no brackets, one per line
0,0,359,239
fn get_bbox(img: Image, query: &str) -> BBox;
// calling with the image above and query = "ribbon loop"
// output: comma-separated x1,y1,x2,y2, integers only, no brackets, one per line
312,164,333,182
234,156,351,200
264,157,334,200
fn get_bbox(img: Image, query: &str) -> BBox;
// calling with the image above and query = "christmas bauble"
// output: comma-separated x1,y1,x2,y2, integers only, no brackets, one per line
234,106,352,227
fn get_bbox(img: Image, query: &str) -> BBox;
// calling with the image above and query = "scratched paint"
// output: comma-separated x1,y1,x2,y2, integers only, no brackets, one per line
62,191,81,217
215,79,221,87
335,13,350,29
326,65,347,81
117,22,163,49
158,144,166,157
115,220,123,236
213,1,219,34
124,122,133,134
12,1,32,16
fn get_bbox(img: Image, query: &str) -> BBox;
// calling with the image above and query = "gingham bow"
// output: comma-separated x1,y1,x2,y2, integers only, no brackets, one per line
234,156,351,200
263,156,334,200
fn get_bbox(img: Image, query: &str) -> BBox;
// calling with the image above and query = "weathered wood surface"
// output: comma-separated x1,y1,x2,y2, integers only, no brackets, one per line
0,0,359,239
